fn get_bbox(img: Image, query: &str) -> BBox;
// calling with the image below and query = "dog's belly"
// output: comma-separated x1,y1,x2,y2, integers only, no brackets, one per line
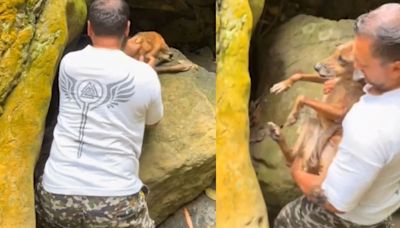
295,116,341,174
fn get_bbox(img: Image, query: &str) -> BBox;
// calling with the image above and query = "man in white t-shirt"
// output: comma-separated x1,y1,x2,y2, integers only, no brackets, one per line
274,3,400,228
35,0,163,227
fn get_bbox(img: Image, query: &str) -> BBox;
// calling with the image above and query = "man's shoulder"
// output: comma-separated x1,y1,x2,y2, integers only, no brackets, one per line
126,58,158,81
60,48,88,65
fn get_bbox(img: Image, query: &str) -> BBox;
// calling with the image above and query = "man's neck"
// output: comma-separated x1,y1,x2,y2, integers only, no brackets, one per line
91,36,123,50
368,84,400,95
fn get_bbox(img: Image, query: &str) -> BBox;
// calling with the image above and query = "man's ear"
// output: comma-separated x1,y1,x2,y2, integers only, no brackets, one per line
87,21,93,37
391,60,400,79
124,20,131,37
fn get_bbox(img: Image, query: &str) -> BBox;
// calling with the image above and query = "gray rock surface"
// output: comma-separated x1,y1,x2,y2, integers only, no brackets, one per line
140,49,216,224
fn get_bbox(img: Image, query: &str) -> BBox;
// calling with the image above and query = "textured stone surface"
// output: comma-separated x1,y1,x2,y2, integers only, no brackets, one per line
140,49,216,225
250,15,354,219
217,0,269,227
158,193,216,228
0,0,86,227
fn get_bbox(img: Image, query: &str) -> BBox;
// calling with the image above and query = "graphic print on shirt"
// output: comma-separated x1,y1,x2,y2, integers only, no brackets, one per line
60,73,136,158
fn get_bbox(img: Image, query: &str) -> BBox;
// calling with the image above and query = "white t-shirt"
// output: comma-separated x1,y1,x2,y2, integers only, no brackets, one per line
42,45,163,196
322,84,400,225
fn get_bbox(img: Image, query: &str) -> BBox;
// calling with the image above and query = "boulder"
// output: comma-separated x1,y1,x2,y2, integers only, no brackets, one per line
0,0,86,227
217,0,269,227
139,49,216,224
250,15,354,218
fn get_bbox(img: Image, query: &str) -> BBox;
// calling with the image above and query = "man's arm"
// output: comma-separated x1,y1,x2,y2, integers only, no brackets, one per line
270,73,327,94
145,122,160,129
291,157,345,213
290,141,349,213
145,69,163,127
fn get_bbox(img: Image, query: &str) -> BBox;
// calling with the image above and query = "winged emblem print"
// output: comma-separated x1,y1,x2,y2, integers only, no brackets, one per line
60,73,136,158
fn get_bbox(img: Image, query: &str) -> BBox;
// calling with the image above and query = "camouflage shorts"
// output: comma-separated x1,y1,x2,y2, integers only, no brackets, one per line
35,178,155,228
274,196,393,228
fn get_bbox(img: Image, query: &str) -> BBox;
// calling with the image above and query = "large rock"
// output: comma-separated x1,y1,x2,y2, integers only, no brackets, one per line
139,49,216,224
217,0,269,227
250,15,354,218
158,193,216,228
0,0,86,227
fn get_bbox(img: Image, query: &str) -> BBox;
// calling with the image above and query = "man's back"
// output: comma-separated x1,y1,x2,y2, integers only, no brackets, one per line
42,45,163,196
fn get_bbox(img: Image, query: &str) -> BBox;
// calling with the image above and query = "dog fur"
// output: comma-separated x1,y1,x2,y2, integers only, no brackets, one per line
123,31,198,73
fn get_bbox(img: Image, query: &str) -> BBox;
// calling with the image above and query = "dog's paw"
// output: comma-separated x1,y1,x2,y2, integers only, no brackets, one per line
177,60,199,71
250,125,268,144
267,122,282,141
270,80,292,94
284,112,299,127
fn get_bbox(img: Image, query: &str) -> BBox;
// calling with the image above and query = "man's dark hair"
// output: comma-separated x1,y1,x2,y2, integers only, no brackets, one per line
354,3,400,63
88,0,130,37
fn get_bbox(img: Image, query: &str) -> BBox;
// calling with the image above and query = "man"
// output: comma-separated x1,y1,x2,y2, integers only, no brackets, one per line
274,3,400,228
35,0,163,227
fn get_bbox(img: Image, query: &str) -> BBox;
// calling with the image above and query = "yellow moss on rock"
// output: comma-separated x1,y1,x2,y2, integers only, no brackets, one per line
0,0,86,227
216,0,268,227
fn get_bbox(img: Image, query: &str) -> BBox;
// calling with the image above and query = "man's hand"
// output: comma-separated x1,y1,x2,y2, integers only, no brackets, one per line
139,55,157,69
308,187,344,214
290,158,344,214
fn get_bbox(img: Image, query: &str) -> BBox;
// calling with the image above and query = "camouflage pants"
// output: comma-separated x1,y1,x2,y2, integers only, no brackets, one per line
274,196,393,228
35,179,155,228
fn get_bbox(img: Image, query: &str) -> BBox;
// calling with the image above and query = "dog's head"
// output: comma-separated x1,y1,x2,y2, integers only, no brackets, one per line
314,41,358,81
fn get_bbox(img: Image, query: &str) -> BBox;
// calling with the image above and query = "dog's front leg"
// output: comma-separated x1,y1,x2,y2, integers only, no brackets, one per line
285,95,306,127
301,98,346,122
270,73,325,94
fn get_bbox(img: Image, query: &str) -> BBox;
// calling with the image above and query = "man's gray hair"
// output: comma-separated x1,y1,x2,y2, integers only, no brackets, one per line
354,3,400,63
88,0,130,37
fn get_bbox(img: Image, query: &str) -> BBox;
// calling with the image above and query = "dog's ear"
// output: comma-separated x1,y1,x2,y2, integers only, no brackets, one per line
339,41,354,62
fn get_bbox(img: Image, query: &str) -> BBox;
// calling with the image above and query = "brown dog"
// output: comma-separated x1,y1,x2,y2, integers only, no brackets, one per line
267,41,365,175
123,31,198,73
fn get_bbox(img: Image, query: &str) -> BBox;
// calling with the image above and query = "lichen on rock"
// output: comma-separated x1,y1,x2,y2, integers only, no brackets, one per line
217,0,269,227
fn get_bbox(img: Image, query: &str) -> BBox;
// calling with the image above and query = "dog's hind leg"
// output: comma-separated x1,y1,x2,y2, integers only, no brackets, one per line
155,60,198,74
267,122,295,165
